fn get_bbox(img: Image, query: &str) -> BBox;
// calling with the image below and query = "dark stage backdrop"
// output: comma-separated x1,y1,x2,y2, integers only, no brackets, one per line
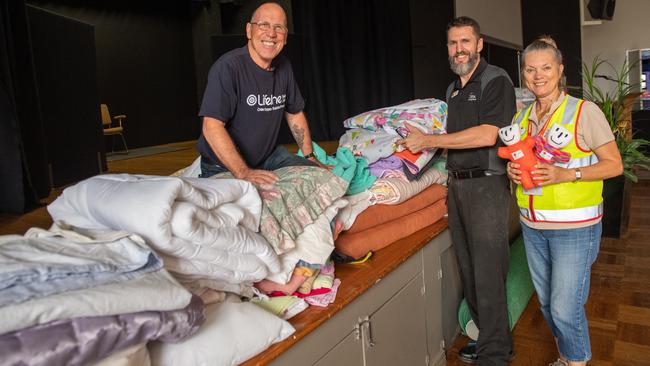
0,0,49,213
483,41,522,87
521,0,582,93
409,0,456,100
28,0,200,149
28,6,104,187
292,0,415,141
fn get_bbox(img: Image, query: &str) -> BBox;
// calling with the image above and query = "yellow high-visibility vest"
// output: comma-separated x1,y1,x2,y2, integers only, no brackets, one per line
514,95,603,223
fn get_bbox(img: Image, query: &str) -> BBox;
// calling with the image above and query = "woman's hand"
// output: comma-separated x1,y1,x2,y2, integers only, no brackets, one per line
396,123,431,153
506,162,522,185
531,163,574,186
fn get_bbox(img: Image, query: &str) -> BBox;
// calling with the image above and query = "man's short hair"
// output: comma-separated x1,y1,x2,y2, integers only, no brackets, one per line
447,16,481,38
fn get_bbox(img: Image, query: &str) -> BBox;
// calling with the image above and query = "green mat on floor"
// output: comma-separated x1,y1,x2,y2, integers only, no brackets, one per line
457,235,534,340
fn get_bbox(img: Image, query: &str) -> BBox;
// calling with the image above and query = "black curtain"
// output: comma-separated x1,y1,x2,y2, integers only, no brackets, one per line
27,6,104,187
0,0,49,214
293,0,414,141
521,0,582,90
409,0,455,100
483,42,522,87
28,0,200,150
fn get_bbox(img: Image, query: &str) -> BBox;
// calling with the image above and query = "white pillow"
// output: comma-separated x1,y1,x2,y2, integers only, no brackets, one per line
148,296,295,366
94,343,150,366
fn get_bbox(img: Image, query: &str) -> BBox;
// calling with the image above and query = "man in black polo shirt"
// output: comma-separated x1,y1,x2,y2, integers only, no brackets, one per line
197,2,317,185
398,16,515,366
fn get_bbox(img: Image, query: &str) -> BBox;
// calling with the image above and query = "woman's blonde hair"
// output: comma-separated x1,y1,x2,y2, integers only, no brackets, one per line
521,35,566,90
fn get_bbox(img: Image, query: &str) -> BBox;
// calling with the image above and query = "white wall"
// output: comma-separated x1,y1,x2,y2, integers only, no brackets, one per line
455,0,523,47
581,0,650,92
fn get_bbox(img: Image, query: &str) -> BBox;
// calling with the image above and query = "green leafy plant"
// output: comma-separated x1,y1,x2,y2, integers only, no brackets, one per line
617,135,650,182
582,56,650,182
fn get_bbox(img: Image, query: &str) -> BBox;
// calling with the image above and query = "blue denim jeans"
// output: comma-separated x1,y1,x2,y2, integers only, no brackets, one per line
200,145,316,178
521,221,602,362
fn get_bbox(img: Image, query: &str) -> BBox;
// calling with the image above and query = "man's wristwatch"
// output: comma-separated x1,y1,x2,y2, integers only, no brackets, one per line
304,152,315,159
574,168,582,182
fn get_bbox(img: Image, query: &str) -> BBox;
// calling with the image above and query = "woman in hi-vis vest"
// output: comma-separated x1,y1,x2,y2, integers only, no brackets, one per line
506,36,623,366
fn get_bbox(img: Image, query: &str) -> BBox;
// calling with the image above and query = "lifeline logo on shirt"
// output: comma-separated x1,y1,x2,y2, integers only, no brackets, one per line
467,93,477,102
246,94,287,111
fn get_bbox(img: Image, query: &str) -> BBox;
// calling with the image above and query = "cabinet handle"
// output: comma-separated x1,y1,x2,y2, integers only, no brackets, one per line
360,316,376,348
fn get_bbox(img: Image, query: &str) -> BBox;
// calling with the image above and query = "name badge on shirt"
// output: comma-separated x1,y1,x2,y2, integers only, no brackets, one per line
451,90,459,98
523,186,543,196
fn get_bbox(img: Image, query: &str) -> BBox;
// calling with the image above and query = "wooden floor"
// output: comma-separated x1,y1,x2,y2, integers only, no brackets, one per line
0,140,200,235
1,142,649,365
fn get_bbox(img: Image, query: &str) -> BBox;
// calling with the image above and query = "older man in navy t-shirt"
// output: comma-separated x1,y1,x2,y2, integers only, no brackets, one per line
197,2,318,185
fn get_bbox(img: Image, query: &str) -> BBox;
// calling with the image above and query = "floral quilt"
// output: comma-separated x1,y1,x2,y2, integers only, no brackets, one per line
215,166,347,255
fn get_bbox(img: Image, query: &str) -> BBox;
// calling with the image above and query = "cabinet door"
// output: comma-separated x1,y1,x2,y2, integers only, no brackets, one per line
440,244,463,347
363,273,428,366
313,330,364,366
422,232,446,365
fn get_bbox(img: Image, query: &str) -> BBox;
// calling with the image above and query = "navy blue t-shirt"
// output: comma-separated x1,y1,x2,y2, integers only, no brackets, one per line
197,45,305,168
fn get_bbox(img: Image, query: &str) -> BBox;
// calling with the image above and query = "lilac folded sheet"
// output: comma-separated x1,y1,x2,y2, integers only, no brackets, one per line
0,295,204,366
368,156,404,178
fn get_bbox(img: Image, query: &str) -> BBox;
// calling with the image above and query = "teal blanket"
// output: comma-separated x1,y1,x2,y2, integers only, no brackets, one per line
299,143,376,195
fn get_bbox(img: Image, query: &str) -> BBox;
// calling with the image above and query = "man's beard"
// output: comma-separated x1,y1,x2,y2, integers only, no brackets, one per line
449,51,479,76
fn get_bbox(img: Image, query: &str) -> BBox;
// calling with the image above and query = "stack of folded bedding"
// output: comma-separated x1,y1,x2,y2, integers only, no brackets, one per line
368,160,447,205
334,183,448,260
3,165,352,366
0,226,202,366
339,98,447,166
47,173,281,297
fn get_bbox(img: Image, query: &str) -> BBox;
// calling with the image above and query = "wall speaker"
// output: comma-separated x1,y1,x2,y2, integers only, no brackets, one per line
587,0,616,20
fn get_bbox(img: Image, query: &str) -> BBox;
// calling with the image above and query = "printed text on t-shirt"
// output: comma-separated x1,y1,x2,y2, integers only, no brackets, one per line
246,94,287,112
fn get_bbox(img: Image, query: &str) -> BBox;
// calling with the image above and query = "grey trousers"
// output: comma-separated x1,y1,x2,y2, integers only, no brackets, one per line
447,174,513,366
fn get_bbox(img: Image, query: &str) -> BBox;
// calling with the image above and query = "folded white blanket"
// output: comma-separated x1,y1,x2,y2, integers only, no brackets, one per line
47,174,280,289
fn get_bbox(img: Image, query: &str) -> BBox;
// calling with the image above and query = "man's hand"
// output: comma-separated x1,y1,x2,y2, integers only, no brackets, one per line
396,122,431,153
238,168,278,186
307,156,334,170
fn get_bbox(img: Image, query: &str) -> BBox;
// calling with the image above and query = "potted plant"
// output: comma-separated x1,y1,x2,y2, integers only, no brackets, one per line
582,56,650,237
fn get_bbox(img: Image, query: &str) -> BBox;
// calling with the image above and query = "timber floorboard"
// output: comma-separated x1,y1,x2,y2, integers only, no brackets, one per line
1,141,648,365
0,140,199,235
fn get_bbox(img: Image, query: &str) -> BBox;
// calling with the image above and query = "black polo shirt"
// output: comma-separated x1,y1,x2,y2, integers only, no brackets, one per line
445,58,516,173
